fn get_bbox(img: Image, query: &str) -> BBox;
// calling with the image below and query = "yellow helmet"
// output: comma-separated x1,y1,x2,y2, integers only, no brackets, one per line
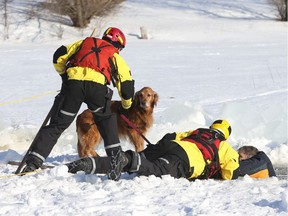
210,119,232,140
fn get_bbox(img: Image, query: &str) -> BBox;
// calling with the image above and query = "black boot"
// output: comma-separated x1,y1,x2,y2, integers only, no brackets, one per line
21,154,44,173
105,145,122,157
66,157,96,174
107,150,129,181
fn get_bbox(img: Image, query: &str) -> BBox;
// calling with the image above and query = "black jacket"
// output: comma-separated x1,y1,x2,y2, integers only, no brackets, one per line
239,151,276,178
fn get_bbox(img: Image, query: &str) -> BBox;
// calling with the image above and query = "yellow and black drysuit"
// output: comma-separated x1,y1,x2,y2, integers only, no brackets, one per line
25,37,134,168
66,128,240,180
129,128,240,180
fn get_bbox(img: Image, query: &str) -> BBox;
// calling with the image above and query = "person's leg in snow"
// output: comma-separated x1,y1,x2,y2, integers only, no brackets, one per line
87,85,126,180
21,82,83,173
66,150,187,180
89,86,123,156
66,153,129,181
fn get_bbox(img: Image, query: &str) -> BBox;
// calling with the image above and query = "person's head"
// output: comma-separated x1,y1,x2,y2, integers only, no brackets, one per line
102,27,126,51
238,146,259,161
210,119,232,140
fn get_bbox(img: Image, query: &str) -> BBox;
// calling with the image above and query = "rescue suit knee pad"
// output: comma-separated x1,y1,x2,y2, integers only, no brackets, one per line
125,150,141,172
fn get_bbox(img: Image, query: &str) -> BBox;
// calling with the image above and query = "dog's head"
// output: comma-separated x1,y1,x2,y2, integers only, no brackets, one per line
133,87,158,112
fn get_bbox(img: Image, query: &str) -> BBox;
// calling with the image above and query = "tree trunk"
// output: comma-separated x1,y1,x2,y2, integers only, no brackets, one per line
284,0,287,21
75,0,84,27
4,0,9,39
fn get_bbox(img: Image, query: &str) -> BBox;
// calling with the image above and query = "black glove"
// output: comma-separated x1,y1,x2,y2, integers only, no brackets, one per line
60,73,68,94
60,73,68,83
118,106,129,117
159,132,176,141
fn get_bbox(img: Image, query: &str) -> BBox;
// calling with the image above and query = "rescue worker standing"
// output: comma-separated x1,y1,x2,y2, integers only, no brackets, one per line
22,27,135,180
66,120,240,181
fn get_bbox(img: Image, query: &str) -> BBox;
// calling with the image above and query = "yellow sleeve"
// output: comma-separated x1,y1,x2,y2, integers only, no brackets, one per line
218,141,239,180
175,130,194,140
114,53,134,109
53,40,83,75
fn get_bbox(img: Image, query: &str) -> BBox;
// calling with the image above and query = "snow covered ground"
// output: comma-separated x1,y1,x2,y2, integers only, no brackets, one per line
0,0,287,215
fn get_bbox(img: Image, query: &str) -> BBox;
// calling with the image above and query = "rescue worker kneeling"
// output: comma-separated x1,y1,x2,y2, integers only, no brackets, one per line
238,146,276,178
66,119,240,181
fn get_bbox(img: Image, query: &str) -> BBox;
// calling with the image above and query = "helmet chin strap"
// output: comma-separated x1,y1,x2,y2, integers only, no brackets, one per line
210,128,226,140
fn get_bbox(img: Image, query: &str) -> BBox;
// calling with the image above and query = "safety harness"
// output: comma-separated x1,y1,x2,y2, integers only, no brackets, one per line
182,128,224,179
67,37,119,85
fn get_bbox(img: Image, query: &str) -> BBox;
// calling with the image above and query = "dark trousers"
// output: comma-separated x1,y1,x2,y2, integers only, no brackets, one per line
137,154,188,178
88,153,187,179
31,80,120,159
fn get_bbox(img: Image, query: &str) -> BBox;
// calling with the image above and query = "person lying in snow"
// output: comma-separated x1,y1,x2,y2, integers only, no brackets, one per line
238,146,276,178
66,119,240,181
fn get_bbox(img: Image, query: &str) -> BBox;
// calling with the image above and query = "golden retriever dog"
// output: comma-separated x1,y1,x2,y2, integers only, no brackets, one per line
76,87,159,158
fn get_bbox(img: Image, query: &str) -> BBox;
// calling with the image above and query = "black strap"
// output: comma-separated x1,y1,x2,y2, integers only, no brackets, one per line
108,57,118,87
79,38,110,67
189,130,216,161
92,37,100,67
120,114,152,145
187,129,221,178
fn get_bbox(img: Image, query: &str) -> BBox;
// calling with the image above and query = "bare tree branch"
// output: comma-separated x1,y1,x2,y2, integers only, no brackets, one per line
41,0,125,28
272,0,287,21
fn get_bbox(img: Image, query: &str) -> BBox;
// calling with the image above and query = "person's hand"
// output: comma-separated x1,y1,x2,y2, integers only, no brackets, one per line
60,73,68,93
60,73,68,83
160,133,176,141
118,106,129,117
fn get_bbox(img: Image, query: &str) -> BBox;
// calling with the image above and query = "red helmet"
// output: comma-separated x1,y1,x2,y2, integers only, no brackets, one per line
102,27,126,50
